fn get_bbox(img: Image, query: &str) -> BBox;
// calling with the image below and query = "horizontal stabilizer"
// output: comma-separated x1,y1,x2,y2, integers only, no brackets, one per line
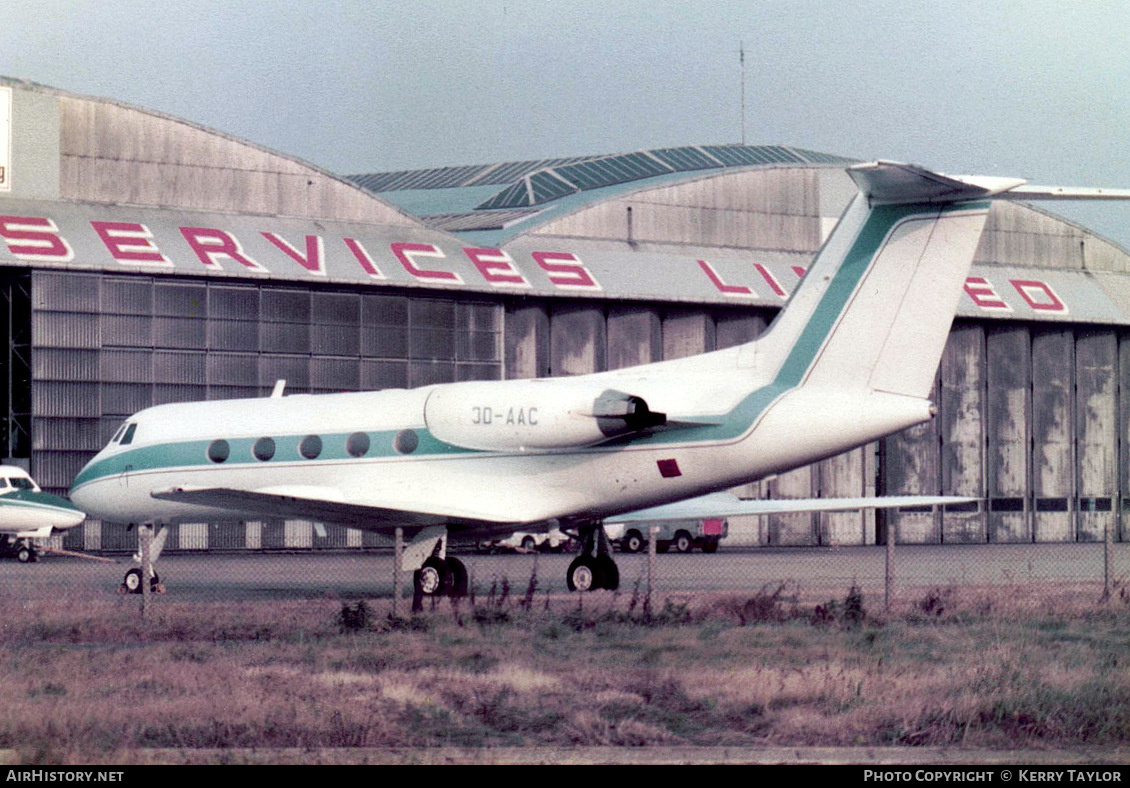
997,184,1130,201
848,161,1025,205
850,161,1130,206
606,492,980,523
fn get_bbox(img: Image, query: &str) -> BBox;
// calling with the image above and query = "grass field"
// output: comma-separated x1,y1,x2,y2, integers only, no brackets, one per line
2,582,1129,764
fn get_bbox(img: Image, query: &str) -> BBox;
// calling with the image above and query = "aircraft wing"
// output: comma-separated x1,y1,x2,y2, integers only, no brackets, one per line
151,485,976,538
149,486,522,537
605,492,979,523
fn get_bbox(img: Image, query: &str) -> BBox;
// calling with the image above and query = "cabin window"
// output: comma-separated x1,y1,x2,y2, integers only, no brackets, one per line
393,429,419,455
207,439,230,463
253,437,276,462
346,432,370,458
120,423,138,446
299,435,322,460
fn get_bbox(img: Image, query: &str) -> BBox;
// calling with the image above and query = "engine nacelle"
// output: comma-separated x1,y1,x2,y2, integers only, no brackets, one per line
424,380,665,452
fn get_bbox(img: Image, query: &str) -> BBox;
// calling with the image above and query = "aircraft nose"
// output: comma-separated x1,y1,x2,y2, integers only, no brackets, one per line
68,483,93,517
37,491,87,529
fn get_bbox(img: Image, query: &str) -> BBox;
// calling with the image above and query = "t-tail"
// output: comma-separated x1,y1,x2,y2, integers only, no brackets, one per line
748,161,1130,402
706,161,1130,474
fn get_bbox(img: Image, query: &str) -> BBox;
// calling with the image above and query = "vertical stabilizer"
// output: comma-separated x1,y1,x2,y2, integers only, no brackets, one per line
747,162,996,401
801,199,990,398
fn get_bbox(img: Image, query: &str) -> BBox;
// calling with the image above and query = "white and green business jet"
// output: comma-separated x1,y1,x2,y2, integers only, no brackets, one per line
68,161,1130,597
0,465,85,563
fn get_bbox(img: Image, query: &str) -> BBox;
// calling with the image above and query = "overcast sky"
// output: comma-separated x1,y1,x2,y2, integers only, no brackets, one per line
2,0,1128,246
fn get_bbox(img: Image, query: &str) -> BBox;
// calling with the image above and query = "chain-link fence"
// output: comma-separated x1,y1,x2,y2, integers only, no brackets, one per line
15,522,1130,618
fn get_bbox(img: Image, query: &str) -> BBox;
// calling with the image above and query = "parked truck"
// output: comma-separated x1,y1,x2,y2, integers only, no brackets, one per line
606,518,727,554
477,527,576,554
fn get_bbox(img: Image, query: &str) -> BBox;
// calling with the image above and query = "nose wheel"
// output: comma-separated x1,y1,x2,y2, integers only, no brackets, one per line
121,567,164,594
565,524,619,592
120,524,168,594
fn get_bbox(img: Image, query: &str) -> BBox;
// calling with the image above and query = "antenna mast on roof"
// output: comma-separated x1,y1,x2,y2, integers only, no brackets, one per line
739,41,746,146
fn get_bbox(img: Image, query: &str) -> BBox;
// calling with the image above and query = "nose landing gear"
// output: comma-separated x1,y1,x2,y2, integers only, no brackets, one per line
120,524,168,595
2,537,39,563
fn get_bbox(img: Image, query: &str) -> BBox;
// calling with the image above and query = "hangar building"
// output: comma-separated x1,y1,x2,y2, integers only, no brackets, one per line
2,76,1128,552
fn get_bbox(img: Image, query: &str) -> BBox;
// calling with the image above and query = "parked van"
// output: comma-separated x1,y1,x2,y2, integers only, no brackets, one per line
605,518,727,554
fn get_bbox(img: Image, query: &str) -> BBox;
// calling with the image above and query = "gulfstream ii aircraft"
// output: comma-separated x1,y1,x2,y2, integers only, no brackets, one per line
0,465,86,563
68,161,1130,597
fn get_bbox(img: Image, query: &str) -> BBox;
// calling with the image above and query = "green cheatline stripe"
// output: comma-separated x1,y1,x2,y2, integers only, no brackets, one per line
614,201,966,447
1,490,83,514
72,201,980,490
70,427,469,490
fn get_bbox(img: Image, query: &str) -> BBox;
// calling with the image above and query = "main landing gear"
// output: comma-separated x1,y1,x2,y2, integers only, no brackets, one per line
409,527,469,612
566,524,619,592
120,524,167,595
414,554,469,600
2,536,39,563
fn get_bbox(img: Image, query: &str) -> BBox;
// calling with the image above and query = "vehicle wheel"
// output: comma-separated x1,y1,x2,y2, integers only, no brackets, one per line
415,557,451,597
521,535,537,551
595,555,619,591
566,555,601,592
123,567,143,593
16,545,32,564
623,530,645,553
701,539,719,554
447,557,468,598
674,531,693,553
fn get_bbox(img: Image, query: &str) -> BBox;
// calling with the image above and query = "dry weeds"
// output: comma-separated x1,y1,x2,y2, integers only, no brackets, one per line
1,584,1128,763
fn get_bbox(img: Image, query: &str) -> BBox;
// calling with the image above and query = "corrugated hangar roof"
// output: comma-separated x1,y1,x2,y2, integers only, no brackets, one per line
347,145,857,244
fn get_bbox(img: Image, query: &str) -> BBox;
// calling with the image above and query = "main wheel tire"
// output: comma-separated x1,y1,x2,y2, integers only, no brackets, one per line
595,555,619,591
623,530,644,553
446,557,469,598
566,555,601,592
674,531,694,553
16,545,32,564
521,535,537,551
122,568,160,594
415,557,451,597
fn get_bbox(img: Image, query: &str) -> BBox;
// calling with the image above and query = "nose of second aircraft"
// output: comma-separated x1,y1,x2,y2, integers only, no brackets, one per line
68,455,107,522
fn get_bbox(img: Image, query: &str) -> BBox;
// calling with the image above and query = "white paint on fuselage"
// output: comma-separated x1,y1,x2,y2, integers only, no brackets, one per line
69,375,933,531
0,465,86,534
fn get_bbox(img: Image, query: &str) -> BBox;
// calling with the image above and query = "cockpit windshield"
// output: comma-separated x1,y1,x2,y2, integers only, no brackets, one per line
9,477,34,491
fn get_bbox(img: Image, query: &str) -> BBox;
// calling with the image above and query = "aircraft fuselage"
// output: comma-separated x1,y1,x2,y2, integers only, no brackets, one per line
68,376,933,532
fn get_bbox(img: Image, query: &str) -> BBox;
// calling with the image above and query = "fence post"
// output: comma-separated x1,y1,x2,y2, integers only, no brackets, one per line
140,524,151,619
885,517,895,613
1102,518,1112,602
393,527,403,618
647,525,658,615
